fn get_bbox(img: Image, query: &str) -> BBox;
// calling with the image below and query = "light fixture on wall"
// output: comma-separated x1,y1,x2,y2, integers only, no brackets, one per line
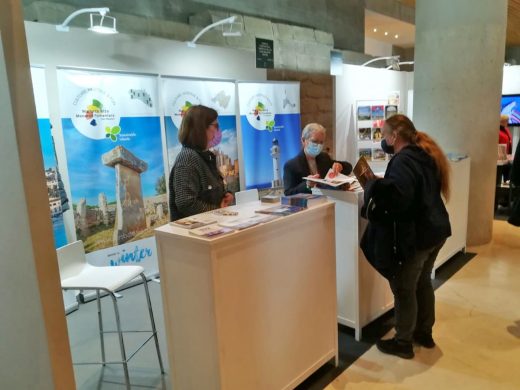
56,7,118,34
187,15,241,48
361,55,400,68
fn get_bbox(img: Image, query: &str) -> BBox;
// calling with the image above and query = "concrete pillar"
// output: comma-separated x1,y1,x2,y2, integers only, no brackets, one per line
413,0,507,245
102,145,148,245
0,1,75,388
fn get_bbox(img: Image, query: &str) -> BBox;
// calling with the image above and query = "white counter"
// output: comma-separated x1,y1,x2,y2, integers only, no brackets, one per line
315,188,392,341
155,201,338,390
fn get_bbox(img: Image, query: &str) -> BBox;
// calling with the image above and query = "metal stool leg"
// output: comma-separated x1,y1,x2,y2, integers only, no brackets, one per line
110,292,130,389
96,289,106,365
140,273,165,374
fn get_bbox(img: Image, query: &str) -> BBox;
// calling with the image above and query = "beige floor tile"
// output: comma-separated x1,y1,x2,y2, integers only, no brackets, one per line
326,220,520,390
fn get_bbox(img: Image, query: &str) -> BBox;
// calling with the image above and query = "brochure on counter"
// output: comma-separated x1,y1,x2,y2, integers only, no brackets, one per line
281,193,327,208
255,205,304,216
189,225,234,238
218,214,279,230
170,214,218,229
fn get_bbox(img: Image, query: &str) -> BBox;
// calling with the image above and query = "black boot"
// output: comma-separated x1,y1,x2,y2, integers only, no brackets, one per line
413,333,436,349
376,338,414,359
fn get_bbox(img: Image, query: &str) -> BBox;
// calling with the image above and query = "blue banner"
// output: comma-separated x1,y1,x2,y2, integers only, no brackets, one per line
238,82,301,190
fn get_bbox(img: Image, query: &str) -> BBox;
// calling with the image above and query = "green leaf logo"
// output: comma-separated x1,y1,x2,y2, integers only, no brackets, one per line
105,126,121,142
266,120,275,131
92,99,103,109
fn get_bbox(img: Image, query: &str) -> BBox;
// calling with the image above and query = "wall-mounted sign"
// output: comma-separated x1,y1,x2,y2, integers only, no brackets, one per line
256,38,274,69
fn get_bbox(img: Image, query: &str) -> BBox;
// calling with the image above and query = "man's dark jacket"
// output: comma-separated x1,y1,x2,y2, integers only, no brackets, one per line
283,150,352,195
360,145,451,280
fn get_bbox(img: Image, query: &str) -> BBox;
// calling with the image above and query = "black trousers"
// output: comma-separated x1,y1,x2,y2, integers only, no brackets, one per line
389,241,445,343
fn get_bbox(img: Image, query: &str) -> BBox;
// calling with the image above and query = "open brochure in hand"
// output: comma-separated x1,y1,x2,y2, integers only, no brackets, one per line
255,205,304,216
170,214,217,229
189,225,234,238
218,214,279,230
303,168,357,188
353,156,376,189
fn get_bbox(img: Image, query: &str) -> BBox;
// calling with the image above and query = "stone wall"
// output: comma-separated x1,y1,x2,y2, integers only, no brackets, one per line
24,2,335,73
267,69,334,156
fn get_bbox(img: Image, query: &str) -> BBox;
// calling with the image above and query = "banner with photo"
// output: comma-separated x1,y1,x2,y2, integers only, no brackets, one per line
31,66,69,248
57,68,165,275
237,82,301,189
161,77,240,193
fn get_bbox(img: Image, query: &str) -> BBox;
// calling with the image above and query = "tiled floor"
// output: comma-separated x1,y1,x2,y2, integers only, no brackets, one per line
67,220,520,389
325,220,520,390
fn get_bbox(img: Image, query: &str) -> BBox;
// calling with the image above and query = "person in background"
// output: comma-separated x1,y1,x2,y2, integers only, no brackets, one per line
498,114,513,183
499,114,513,155
360,114,451,359
168,105,233,221
508,138,520,226
283,123,353,195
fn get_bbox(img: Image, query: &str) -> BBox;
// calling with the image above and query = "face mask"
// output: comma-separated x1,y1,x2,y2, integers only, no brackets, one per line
305,141,323,157
381,138,395,155
208,129,222,149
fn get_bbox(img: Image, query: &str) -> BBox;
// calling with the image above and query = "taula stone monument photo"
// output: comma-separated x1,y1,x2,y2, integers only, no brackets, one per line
102,145,148,245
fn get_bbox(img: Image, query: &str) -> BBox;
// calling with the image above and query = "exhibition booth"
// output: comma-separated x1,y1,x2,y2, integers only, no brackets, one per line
22,17,505,387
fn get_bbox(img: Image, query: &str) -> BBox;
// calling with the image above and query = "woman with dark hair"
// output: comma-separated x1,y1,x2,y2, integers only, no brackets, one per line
168,105,233,221
360,114,451,359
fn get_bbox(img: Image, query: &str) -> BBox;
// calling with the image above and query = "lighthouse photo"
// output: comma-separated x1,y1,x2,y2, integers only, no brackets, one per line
270,138,283,188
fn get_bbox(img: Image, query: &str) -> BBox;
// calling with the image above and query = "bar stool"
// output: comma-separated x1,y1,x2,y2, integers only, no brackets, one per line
56,240,164,389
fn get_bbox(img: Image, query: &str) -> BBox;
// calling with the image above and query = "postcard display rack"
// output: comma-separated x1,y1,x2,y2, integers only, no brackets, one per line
155,201,338,390
355,99,397,172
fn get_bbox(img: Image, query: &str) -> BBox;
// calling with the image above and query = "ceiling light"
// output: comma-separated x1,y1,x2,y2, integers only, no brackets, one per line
394,34,399,39
56,7,118,34
373,28,378,32
384,32,388,36
187,16,242,48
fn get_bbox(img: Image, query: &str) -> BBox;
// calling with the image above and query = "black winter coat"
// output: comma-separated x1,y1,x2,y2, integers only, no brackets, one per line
360,145,451,280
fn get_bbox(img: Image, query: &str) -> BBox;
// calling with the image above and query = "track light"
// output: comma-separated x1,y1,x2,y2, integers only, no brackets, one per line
56,7,118,34
187,16,241,48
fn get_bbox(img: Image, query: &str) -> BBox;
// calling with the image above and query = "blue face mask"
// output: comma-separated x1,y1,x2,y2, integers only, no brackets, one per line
381,138,395,155
305,141,323,157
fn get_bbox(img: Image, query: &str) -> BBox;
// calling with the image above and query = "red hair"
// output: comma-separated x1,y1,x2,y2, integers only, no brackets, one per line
385,114,451,201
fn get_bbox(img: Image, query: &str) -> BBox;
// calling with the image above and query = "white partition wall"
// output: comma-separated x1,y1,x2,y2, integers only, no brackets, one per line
334,64,413,170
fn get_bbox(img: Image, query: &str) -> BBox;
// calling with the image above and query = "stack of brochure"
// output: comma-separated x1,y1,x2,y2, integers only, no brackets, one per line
255,205,304,216
281,193,327,208
218,214,279,230
170,214,217,229
189,225,234,238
